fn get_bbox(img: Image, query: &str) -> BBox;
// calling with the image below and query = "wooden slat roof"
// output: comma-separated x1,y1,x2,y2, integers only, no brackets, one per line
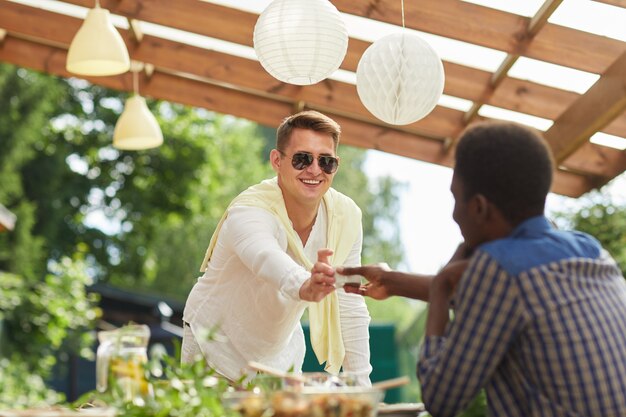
1,0,625,197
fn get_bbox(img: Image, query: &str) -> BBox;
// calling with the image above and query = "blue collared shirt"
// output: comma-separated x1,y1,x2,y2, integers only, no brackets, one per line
418,215,626,417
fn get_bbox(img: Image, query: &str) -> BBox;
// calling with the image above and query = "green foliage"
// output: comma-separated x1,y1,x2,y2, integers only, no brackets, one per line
0,65,71,277
0,258,100,408
332,146,407,268
0,359,65,409
127,113,275,299
75,332,235,417
0,64,102,408
552,191,626,276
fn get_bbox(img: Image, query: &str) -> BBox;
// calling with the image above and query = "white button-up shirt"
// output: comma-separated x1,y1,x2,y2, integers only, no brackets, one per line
183,204,372,385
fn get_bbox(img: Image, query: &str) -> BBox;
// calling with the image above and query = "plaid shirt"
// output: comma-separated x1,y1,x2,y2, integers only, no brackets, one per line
418,216,626,417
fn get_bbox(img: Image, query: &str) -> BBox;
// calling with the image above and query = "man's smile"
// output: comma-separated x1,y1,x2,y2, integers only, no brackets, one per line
300,179,322,185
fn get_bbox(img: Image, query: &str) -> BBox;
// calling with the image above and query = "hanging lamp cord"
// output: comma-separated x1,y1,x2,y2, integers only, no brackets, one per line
133,69,139,95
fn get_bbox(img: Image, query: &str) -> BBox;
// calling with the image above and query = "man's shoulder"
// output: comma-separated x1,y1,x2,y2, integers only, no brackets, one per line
479,229,602,276
225,205,281,228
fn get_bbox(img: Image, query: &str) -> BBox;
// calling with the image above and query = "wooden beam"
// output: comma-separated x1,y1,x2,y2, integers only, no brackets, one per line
0,0,461,139
59,0,625,75
455,0,563,154
61,0,258,47
550,169,598,198
333,0,625,74
0,33,596,197
592,0,626,7
546,50,626,163
562,141,626,180
128,18,143,43
463,0,563,123
0,35,447,168
7,0,626,139
0,34,292,130
2,1,624,197
604,111,626,138
5,0,626,140
528,0,564,35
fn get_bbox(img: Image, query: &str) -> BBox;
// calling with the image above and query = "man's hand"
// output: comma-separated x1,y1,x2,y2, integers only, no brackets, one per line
299,249,336,302
337,263,392,300
426,259,469,337
431,260,469,303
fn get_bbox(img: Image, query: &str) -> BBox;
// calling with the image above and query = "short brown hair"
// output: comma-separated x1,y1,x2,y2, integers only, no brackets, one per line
276,110,341,151
455,121,554,225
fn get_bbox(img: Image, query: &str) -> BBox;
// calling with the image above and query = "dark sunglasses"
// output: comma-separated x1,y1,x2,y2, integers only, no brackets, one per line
280,151,339,174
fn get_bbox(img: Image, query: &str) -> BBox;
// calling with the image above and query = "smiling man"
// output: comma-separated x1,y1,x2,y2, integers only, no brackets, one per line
181,110,372,385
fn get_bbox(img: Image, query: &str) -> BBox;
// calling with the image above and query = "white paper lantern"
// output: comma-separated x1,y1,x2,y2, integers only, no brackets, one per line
356,32,445,125
253,0,348,85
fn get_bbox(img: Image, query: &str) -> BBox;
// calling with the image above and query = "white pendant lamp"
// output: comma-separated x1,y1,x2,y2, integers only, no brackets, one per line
253,0,348,85
113,64,163,150
66,0,130,76
356,31,445,125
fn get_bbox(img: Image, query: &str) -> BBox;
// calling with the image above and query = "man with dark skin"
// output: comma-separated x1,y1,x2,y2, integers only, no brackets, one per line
340,121,626,417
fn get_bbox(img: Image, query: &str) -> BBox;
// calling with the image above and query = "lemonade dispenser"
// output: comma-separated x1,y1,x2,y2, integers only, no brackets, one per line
96,324,151,403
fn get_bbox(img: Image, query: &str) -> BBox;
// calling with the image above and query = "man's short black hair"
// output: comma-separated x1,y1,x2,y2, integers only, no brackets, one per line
454,121,555,225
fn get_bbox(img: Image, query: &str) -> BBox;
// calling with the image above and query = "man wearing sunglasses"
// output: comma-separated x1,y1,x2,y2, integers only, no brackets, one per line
182,110,372,386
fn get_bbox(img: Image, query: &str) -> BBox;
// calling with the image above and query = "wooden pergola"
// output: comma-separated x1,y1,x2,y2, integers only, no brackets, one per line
1,0,625,197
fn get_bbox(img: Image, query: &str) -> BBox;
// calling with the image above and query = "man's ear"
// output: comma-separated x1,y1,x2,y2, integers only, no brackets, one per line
472,193,490,223
269,149,281,172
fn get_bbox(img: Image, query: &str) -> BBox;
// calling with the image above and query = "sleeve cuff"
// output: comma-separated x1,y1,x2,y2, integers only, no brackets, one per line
279,265,310,300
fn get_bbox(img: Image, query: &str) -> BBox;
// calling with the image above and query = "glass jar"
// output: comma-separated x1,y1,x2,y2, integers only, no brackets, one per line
96,324,151,404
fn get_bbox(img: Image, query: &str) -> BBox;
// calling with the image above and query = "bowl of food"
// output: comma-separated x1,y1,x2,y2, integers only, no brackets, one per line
223,386,383,417
272,386,383,417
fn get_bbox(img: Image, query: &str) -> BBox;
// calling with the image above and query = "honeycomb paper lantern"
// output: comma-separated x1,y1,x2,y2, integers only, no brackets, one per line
356,32,445,125
253,0,348,85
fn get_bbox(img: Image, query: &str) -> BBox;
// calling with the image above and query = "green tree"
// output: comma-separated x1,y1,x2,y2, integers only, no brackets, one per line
0,65,69,277
332,146,406,268
0,63,100,407
129,111,275,298
0,259,100,408
552,189,626,276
